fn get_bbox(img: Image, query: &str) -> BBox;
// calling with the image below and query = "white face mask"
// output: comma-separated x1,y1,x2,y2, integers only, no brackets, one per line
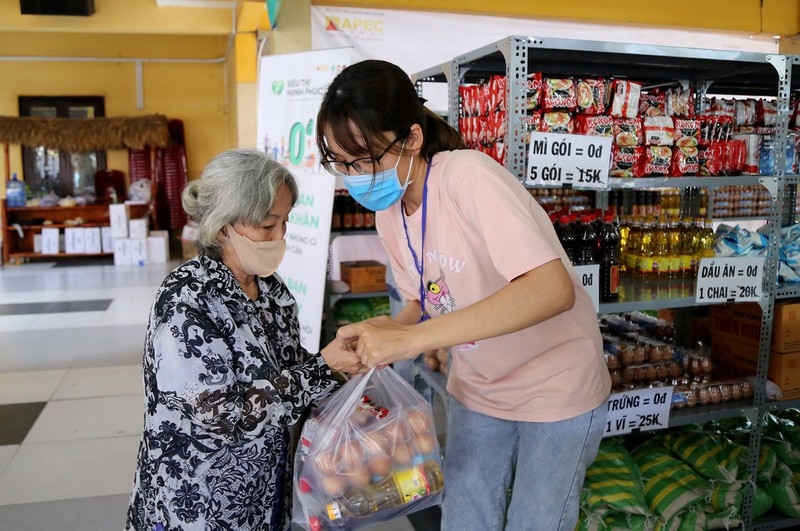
225,224,286,277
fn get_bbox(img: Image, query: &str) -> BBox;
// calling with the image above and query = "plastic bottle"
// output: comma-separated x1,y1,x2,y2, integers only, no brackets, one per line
331,191,343,231
636,218,655,279
667,218,682,279
690,217,705,276
699,219,716,261
555,215,576,264
624,218,642,278
575,214,597,265
678,217,695,278
599,213,620,302
6,173,25,208
652,218,670,279
325,460,444,521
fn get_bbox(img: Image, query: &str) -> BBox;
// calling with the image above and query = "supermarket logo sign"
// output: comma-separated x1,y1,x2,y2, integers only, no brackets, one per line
271,79,284,96
324,15,384,36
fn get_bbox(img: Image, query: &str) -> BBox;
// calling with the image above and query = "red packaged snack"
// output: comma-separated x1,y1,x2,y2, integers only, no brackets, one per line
458,85,480,118
543,78,577,111
725,139,747,174
698,142,726,176
673,119,700,147
643,116,676,146
639,92,667,116
758,99,777,127
574,115,613,136
524,113,541,144
666,87,695,117
670,145,699,176
539,112,574,134
735,99,758,126
576,78,606,114
610,80,642,118
613,117,644,146
698,115,735,146
489,75,506,114
642,146,672,176
610,145,645,178
706,97,735,118
526,72,543,111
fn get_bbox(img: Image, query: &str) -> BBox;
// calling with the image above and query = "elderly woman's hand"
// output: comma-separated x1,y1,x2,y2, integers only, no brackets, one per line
320,338,367,374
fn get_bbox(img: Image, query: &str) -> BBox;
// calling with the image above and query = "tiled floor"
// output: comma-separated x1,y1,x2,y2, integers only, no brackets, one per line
0,259,430,530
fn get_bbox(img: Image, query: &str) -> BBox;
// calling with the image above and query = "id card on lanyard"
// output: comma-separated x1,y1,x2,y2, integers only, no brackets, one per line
401,158,432,323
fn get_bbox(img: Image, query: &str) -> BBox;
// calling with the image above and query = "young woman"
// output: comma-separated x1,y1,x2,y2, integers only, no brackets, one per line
316,60,611,530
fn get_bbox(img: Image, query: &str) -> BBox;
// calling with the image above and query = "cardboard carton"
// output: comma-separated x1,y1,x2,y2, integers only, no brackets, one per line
340,260,387,293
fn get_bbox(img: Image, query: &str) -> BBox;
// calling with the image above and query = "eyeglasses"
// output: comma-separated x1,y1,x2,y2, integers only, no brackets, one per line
321,130,408,177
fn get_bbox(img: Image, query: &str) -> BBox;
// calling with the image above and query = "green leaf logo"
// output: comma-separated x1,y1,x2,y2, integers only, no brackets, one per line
271,79,285,95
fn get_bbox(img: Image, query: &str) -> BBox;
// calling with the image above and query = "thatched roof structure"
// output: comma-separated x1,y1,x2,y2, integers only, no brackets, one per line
0,114,171,151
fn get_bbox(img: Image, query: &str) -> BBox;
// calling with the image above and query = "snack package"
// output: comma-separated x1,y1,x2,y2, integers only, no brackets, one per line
612,117,644,146
539,112,574,134
293,367,444,531
575,78,607,114
610,145,645,178
526,72,543,111
542,77,578,111
610,80,642,118
574,114,614,136
643,116,676,146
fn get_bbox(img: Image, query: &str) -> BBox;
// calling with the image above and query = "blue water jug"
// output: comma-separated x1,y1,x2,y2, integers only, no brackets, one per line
6,173,26,207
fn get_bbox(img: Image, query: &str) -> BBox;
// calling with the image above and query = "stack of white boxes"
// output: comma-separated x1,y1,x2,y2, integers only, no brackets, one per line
109,204,169,266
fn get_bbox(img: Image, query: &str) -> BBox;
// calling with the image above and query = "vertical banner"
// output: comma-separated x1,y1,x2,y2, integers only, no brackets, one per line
257,47,353,352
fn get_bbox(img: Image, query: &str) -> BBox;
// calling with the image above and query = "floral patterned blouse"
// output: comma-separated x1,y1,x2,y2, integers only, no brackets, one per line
126,255,339,530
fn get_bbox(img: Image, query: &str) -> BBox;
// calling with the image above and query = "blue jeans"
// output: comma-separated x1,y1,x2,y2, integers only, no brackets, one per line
440,398,607,531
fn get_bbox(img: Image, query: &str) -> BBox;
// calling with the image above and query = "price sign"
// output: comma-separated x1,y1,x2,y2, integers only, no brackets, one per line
573,264,599,312
526,132,612,189
604,387,673,437
695,257,764,304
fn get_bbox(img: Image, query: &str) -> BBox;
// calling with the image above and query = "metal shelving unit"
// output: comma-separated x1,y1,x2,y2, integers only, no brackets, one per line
412,35,800,530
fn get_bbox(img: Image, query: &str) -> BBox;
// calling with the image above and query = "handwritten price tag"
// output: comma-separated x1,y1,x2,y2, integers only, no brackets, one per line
604,387,673,437
573,264,599,312
526,132,612,189
695,257,764,304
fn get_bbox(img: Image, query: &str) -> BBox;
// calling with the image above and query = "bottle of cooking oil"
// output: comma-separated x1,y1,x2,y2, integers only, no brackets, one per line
652,217,670,279
618,215,631,276
626,217,642,278
690,217,706,277
678,217,693,278
699,218,716,261
637,217,656,279
667,217,682,279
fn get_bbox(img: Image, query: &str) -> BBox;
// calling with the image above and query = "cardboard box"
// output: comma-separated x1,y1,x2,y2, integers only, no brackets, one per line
709,301,800,353
711,334,758,376
769,351,800,400
129,218,149,239
772,301,800,353
130,238,149,266
113,238,132,266
64,227,85,254
181,222,199,260
101,226,114,253
709,302,762,347
340,260,387,293
109,204,130,239
147,231,169,263
84,227,102,254
41,227,60,255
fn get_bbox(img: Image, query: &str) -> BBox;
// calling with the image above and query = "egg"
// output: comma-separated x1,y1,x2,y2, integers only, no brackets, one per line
319,474,347,497
344,464,371,488
367,454,394,478
393,440,413,465
406,409,432,435
337,440,363,471
413,433,437,455
314,450,336,474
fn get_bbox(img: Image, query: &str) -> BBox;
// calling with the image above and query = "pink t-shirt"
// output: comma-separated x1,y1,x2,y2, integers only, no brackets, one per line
376,150,612,422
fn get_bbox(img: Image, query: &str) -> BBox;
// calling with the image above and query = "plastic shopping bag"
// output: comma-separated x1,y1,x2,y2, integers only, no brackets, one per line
292,366,444,530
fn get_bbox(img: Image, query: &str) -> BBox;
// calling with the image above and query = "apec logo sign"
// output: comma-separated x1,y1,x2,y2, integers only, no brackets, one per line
324,15,384,35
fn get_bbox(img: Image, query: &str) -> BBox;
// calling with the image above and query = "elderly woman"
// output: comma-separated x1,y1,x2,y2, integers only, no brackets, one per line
126,149,360,530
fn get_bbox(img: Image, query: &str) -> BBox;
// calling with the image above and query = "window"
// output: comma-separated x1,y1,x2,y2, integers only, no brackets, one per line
18,96,106,199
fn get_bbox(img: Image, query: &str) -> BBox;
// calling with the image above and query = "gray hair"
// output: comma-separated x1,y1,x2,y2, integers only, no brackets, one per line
182,149,299,259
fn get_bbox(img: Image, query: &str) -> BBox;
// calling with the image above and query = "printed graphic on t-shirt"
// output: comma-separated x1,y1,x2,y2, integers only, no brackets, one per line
423,266,477,351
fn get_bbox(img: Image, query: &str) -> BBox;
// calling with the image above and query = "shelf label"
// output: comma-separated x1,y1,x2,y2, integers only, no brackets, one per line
573,264,599,312
526,132,612,189
604,387,673,437
694,257,764,304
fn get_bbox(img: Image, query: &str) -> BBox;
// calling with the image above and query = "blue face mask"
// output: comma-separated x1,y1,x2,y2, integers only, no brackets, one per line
342,143,413,211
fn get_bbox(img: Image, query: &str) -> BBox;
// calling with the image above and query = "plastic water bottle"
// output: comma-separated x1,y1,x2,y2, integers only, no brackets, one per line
6,173,25,207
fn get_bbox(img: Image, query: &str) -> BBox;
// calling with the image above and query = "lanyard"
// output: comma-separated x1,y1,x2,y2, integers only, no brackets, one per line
401,158,432,323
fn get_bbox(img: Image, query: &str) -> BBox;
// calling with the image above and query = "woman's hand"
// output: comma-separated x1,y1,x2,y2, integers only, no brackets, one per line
320,338,367,374
337,316,419,369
